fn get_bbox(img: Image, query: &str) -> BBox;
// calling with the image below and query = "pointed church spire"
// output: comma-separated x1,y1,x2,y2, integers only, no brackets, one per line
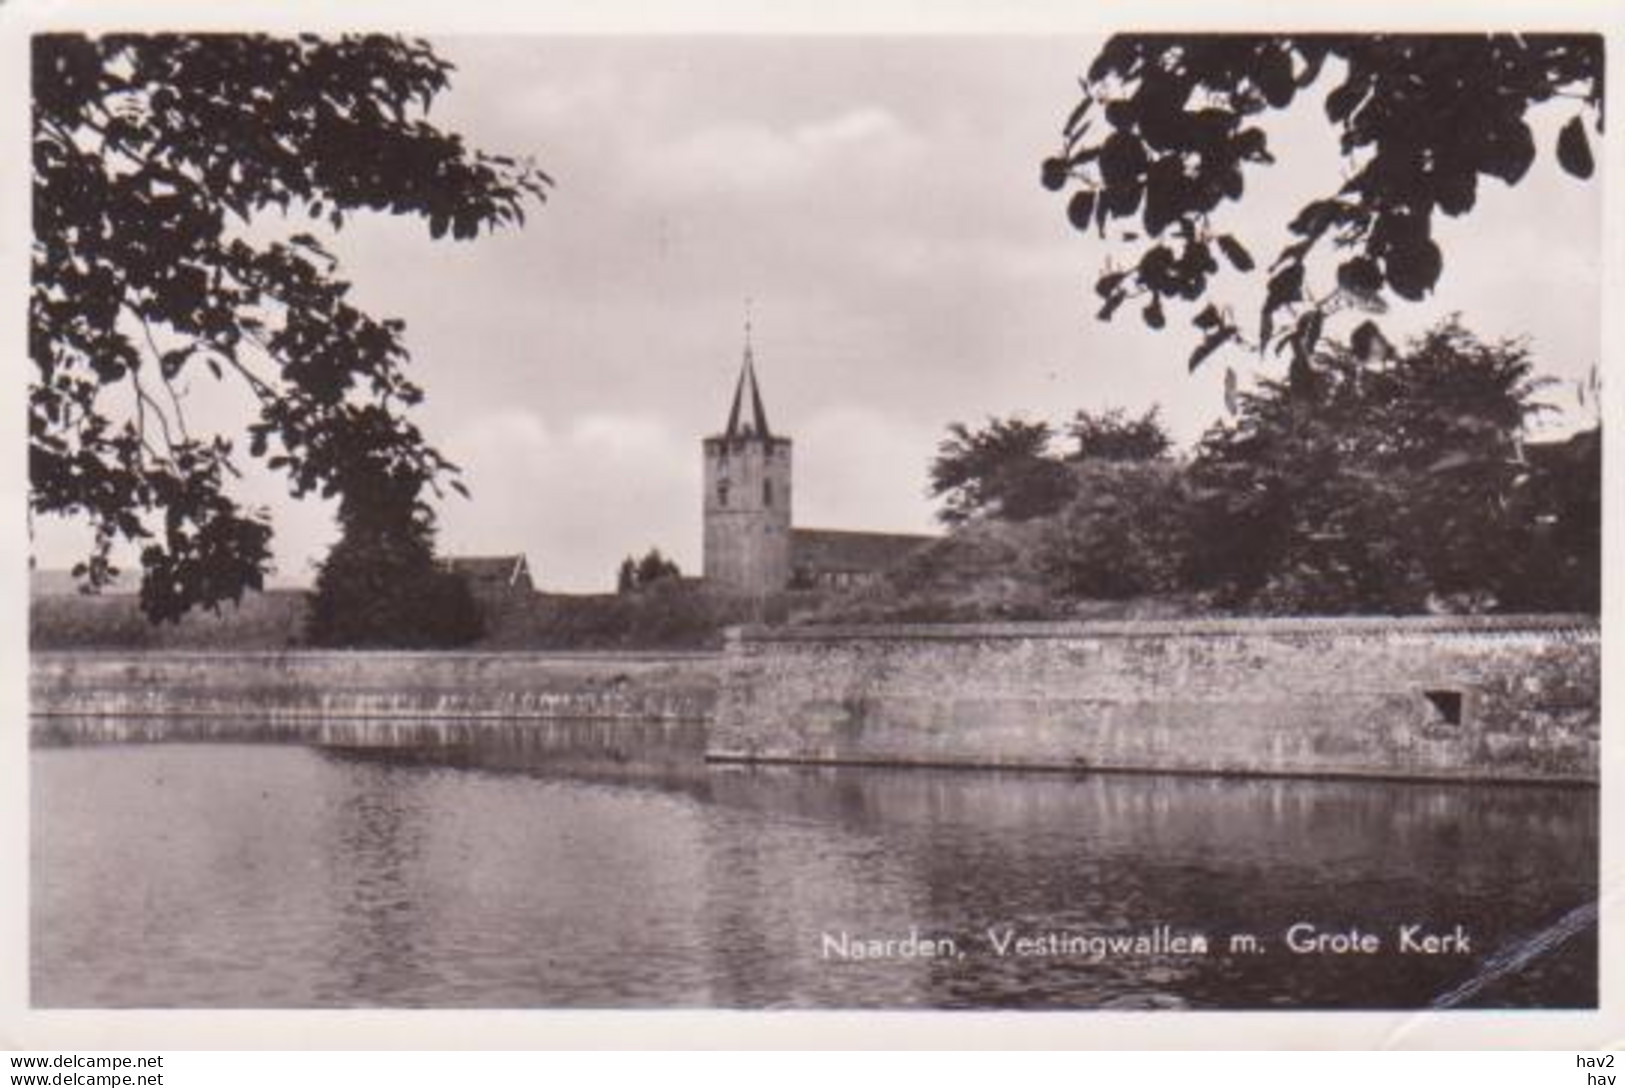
724,301,771,439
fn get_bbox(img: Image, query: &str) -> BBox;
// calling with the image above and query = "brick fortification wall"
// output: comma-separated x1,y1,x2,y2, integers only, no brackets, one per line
711,616,1600,784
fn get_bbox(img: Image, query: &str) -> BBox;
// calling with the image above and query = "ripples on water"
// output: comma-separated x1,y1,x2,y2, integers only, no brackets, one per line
31,740,1597,1009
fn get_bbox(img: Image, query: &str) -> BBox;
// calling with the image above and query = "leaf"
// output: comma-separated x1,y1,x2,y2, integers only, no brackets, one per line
1142,158,1182,237
159,348,190,379
1287,199,1339,237
1557,115,1595,179
1350,320,1393,362
1142,295,1165,329
1189,326,1236,372
1067,190,1097,231
1433,164,1477,216
1336,257,1382,295
1105,99,1138,130
1384,236,1443,300
1094,269,1128,299
1137,245,1176,293
1479,120,1536,185
1102,180,1144,218
1234,127,1271,163
1099,131,1148,189
1063,95,1093,140
1041,156,1070,191
1263,263,1304,313
1193,303,1221,331
1216,235,1254,272
1325,78,1366,124
1255,46,1295,108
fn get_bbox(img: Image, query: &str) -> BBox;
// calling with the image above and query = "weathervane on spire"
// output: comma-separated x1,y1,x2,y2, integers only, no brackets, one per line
744,296,754,363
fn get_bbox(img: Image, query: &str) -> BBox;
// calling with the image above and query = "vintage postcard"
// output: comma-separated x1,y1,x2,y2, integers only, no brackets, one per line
1,0,1620,1050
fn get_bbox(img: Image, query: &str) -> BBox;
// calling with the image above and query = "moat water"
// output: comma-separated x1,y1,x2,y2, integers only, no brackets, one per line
31,737,1598,1009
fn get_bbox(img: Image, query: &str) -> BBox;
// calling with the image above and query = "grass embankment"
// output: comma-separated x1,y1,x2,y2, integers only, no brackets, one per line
795,518,1211,626
31,519,1216,652
30,581,775,652
31,589,311,651
472,583,767,650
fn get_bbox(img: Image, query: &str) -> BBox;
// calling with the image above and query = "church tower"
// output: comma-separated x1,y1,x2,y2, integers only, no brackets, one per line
703,322,792,594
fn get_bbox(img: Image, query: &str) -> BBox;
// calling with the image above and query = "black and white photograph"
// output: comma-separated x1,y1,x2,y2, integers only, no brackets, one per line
11,8,1614,1038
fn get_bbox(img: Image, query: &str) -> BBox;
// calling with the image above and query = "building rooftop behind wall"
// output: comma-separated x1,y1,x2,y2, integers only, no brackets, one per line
443,555,533,588
789,528,935,574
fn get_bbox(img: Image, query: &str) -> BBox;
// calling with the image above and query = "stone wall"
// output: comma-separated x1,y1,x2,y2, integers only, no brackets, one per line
31,650,721,724
711,616,1600,784
30,616,1602,784
32,650,721,772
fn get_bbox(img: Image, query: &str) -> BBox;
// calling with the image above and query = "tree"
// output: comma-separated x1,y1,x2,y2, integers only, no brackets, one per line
1503,425,1600,613
1045,34,1601,377
929,417,1075,524
1187,319,1555,613
304,474,483,648
1036,459,1192,600
617,548,681,593
31,34,550,621
1067,406,1172,462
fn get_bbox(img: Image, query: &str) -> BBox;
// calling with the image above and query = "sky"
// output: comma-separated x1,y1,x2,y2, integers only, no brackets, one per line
31,35,1604,592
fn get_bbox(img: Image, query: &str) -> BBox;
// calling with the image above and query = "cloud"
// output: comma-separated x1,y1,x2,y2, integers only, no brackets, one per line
794,406,939,535
431,401,942,590
648,107,917,196
569,412,671,455
440,409,699,591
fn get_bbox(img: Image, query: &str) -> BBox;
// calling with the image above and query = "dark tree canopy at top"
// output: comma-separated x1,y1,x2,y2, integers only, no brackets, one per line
31,33,550,621
1045,34,1602,378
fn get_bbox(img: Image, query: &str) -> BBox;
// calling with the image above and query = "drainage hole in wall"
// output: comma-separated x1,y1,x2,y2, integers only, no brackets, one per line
1423,689,1464,726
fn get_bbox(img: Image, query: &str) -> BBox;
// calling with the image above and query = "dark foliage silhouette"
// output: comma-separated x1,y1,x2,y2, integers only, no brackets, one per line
929,418,1075,524
1046,34,1601,380
617,548,682,593
305,475,483,648
31,34,550,621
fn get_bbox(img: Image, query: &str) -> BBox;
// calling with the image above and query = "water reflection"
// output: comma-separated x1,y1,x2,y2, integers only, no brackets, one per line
320,763,437,1004
31,740,1597,1009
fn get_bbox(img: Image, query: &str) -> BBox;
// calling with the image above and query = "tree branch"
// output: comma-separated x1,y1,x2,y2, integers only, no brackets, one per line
133,312,192,444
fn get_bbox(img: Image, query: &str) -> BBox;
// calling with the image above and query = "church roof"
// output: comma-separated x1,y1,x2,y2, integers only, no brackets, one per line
723,332,772,440
443,555,532,588
790,528,935,575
